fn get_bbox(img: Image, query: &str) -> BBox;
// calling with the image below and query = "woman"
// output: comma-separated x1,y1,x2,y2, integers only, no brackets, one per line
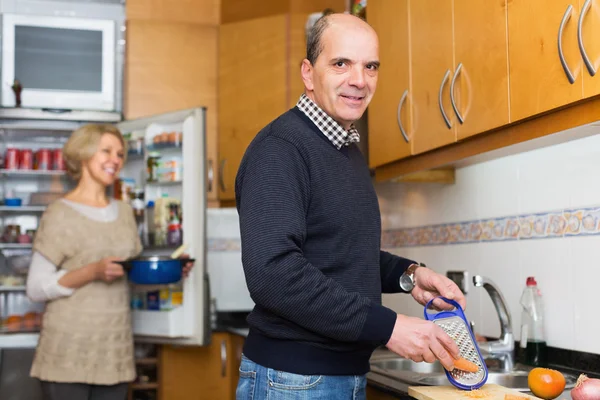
25,124,192,400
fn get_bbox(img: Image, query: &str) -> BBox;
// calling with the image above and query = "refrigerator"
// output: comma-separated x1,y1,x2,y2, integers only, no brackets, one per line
0,107,222,398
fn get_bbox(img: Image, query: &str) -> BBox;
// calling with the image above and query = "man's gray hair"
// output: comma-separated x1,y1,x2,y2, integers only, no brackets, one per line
306,10,334,65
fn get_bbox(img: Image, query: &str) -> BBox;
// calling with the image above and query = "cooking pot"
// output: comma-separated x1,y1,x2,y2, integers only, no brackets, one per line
117,255,195,285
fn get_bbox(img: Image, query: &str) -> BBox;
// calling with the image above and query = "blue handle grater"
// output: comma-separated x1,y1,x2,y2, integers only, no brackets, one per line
423,296,488,390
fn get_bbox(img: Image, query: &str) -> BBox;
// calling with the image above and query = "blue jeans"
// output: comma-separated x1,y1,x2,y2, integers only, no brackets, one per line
236,354,367,400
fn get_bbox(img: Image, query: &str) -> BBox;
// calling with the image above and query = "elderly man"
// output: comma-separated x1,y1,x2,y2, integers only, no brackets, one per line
234,12,466,400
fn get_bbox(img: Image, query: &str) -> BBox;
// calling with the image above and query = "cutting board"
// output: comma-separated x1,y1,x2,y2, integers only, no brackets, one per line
408,384,539,400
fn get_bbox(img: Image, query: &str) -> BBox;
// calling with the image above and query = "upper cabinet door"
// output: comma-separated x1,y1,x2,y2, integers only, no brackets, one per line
508,0,583,122
218,15,288,201
367,0,412,168
579,0,600,98
453,0,510,140
410,0,456,155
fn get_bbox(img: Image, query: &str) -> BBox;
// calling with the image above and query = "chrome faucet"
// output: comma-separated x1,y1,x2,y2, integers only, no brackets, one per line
473,275,515,371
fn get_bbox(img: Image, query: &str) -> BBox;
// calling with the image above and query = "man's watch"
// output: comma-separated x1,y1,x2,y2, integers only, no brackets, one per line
399,262,426,292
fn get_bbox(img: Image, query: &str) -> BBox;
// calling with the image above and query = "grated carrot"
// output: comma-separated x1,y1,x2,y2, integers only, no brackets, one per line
465,389,489,398
504,394,529,400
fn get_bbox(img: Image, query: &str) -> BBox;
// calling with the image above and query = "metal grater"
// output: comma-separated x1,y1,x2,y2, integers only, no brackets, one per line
424,297,488,390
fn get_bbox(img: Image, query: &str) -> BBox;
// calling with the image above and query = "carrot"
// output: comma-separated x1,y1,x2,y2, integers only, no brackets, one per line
453,357,479,373
505,394,529,400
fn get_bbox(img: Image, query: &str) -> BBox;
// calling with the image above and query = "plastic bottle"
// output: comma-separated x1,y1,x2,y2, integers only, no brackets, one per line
145,200,155,247
519,276,548,366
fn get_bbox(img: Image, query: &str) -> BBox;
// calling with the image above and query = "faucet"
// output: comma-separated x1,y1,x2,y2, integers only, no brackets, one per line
473,275,515,371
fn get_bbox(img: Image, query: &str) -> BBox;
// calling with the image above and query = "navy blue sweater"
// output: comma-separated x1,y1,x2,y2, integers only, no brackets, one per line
235,107,415,375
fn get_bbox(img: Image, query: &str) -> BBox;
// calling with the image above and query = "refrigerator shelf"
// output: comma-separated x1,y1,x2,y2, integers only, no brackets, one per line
145,180,182,186
0,285,26,293
0,326,40,334
0,243,32,249
0,169,66,177
0,205,46,213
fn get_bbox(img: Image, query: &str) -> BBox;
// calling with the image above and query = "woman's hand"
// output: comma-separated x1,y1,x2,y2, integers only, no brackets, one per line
180,253,195,278
93,257,125,282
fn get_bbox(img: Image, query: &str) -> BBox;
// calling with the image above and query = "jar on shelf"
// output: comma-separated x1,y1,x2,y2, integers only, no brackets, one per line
146,152,161,182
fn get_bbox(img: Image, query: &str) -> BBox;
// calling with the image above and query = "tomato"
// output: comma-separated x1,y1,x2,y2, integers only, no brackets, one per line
528,367,566,400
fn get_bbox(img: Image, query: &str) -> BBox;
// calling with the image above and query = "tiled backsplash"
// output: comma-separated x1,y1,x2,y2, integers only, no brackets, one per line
375,133,600,356
381,206,600,247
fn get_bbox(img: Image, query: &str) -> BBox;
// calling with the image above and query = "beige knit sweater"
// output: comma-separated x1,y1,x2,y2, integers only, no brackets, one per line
30,199,142,385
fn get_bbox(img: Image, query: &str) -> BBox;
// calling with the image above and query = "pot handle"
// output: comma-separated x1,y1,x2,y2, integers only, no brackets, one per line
115,260,133,272
178,258,196,267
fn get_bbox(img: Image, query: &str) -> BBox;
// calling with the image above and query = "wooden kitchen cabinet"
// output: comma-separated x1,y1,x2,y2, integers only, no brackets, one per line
579,0,600,99
409,0,456,155
368,0,509,164
367,0,412,169
126,1,345,205
366,385,399,400
367,0,600,182
159,332,245,400
218,15,288,201
508,0,584,122
453,0,509,140
124,20,221,203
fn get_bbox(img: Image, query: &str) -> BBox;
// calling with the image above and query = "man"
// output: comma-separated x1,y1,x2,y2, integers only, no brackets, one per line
235,12,466,400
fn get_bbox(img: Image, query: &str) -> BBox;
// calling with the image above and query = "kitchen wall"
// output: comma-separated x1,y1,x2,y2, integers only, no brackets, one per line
376,132,600,355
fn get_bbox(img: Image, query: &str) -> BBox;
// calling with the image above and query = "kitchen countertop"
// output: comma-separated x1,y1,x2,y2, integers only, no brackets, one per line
219,326,591,399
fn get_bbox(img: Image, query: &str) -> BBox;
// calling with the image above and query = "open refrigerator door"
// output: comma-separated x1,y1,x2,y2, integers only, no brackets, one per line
117,107,209,346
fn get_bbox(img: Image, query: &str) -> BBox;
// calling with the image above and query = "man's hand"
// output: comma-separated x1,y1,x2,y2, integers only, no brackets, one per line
411,267,466,311
386,314,460,370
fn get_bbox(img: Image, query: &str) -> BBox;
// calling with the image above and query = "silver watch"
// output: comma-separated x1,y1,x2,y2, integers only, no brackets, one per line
399,262,425,292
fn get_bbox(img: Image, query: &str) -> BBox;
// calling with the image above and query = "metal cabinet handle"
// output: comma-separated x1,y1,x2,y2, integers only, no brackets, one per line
558,5,576,84
218,159,227,192
221,340,227,377
207,159,214,192
396,89,410,143
438,69,452,129
450,63,465,124
578,0,596,76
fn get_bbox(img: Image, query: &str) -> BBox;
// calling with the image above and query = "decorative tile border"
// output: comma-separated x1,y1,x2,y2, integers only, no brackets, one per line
208,238,241,252
381,206,600,248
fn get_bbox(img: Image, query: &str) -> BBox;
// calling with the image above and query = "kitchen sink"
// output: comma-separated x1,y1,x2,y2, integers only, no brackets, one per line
370,358,578,392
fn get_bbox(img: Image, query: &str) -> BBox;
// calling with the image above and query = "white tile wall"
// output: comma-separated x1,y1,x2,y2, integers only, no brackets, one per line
376,133,600,354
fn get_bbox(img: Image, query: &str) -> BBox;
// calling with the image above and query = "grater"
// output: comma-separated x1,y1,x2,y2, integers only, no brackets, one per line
423,297,488,390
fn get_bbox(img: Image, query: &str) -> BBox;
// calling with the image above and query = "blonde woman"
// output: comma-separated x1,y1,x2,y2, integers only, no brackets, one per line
25,124,191,400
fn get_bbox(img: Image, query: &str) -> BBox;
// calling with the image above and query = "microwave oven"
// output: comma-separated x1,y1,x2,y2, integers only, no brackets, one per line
1,13,118,111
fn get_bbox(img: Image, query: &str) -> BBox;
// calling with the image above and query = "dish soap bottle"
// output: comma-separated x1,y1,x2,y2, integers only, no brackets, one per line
519,276,548,366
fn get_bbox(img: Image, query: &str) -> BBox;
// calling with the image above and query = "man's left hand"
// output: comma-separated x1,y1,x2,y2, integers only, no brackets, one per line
411,267,466,311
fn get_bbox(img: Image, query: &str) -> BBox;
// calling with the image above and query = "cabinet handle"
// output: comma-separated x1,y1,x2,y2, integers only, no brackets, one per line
558,5,576,84
219,159,227,192
438,69,452,129
221,340,227,377
207,159,214,192
450,63,465,124
396,89,410,143
578,0,596,76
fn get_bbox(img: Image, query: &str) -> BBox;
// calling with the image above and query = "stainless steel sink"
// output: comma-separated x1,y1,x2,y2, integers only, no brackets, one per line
370,358,578,392
371,358,444,374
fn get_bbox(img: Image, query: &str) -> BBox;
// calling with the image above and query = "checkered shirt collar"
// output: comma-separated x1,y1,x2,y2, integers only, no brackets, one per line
296,94,360,150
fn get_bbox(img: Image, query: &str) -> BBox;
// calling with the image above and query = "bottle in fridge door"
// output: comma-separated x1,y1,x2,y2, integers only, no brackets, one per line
116,107,210,346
